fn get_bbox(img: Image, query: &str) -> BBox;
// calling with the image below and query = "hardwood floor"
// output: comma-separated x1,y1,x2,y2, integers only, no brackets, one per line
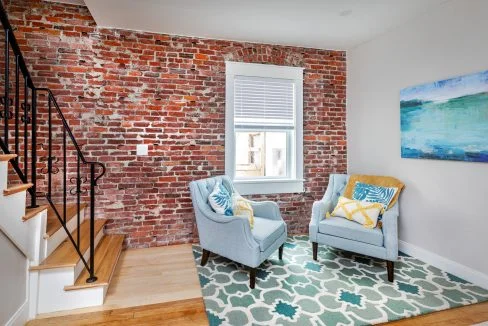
28,244,488,325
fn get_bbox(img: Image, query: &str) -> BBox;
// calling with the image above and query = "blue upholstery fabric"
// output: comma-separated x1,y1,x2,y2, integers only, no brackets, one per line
252,217,287,252
318,217,384,246
190,175,287,268
309,174,400,262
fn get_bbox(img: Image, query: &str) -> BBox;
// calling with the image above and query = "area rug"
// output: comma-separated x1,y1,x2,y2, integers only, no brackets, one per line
192,235,488,325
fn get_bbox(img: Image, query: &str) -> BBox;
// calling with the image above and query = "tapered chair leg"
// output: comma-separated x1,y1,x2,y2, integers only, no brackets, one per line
249,268,256,289
278,244,284,260
312,242,318,261
387,261,394,282
201,249,210,266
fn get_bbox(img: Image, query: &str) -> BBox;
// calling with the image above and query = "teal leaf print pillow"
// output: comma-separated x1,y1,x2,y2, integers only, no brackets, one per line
208,180,233,216
352,182,398,210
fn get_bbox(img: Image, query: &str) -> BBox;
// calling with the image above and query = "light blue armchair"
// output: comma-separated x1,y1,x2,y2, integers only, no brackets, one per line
189,175,287,288
309,174,399,282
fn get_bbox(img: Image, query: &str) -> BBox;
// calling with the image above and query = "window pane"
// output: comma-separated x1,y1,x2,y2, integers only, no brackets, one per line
235,131,287,178
265,132,287,177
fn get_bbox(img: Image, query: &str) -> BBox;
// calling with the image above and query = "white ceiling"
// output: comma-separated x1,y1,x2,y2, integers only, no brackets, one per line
56,0,449,50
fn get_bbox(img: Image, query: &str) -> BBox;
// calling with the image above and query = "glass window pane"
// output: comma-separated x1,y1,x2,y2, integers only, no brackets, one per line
235,131,288,178
265,132,287,177
235,131,265,178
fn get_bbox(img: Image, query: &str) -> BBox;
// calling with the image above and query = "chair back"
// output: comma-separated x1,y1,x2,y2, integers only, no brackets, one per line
190,175,235,207
324,174,350,207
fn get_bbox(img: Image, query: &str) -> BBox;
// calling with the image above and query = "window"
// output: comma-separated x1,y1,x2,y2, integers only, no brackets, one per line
225,62,304,195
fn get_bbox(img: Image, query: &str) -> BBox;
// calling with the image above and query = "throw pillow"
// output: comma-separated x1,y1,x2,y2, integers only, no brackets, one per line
343,174,404,210
352,181,398,210
327,196,384,228
208,180,233,216
232,194,255,229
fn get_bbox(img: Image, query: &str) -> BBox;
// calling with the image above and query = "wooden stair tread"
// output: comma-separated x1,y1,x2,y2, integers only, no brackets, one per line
3,183,33,196
31,219,106,270
23,205,49,221
65,234,125,291
46,203,88,238
0,154,17,161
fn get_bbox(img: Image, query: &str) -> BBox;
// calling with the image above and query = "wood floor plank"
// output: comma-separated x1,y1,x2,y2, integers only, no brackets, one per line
66,234,125,290
46,203,88,238
31,219,106,270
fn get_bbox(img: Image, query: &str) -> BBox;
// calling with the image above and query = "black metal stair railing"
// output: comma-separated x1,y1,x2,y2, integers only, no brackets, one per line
0,3,106,283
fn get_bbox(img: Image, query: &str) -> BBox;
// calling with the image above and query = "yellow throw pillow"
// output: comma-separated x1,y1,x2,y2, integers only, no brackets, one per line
327,196,384,228
343,174,404,210
232,195,254,229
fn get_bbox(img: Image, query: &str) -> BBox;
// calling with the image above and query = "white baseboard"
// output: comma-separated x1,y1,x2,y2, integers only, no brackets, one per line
5,300,29,326
399,240,488,290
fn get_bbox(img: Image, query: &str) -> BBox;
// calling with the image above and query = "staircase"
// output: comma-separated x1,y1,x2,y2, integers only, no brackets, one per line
0,2,124,319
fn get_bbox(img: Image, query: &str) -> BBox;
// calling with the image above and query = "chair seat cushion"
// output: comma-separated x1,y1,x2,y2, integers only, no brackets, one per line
252,217,286,252
318,216,383,246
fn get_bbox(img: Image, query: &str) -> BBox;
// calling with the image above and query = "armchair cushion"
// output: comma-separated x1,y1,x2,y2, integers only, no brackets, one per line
318,216,384,247
252,217,286,252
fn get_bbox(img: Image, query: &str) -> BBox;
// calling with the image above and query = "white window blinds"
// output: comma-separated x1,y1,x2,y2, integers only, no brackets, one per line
234,75,295,129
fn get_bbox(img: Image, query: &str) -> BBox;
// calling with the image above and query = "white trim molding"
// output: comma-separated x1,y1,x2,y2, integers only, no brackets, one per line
399,240,488,290
225,61,304,195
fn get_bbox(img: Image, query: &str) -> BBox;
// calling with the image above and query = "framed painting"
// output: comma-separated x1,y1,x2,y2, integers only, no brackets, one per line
400,70,488,162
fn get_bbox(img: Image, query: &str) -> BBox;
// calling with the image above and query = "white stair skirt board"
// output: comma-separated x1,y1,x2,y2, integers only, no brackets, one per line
399,240,488,290
4,300,29,326
36,268,104,313
0,191,47,262
34,229,104,314
43,207,87,258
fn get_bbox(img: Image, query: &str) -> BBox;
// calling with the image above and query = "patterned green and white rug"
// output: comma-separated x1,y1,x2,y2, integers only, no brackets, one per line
192,235,488,325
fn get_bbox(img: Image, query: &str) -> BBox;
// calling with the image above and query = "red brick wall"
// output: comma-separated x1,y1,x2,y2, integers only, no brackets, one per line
5,0,347,248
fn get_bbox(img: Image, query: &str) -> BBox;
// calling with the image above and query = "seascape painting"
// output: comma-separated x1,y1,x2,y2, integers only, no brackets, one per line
400,70,488,162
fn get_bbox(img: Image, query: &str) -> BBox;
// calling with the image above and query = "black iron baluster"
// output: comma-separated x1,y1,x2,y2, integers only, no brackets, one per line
29,87,37,208
63,127,67,224
4,28,9,145
23,78,28,179
77,155,80,246
87,163,97,283
48,95,52,198
14,54,19,163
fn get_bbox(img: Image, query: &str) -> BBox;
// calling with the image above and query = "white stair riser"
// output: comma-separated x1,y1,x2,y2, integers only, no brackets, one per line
43,208,87,258
0,161,7,191
36,268,105,313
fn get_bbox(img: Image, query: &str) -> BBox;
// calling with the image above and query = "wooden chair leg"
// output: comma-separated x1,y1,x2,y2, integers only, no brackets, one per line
278,244,284,260
249,268,256,289
312,242,318,261
387,261,394,282
201,249,210,266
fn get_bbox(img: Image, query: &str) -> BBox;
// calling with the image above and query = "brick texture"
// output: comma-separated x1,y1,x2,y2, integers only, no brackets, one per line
4,0,347,248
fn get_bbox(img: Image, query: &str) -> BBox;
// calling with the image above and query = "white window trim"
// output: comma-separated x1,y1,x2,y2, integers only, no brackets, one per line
225,61,304,195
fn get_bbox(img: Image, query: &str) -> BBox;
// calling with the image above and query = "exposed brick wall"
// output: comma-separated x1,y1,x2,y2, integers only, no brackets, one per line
4,0,347,248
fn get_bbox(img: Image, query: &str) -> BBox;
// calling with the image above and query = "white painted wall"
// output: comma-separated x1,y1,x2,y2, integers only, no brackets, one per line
347,0,488,279
0,230,27,325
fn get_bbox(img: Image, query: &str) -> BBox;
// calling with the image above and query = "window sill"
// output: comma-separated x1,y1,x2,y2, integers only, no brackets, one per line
233,179,304,195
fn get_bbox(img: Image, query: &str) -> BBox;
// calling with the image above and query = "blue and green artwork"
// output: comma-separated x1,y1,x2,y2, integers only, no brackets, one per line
400,70,488,162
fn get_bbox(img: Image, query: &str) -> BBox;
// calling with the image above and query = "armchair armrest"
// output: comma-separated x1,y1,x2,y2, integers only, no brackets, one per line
246,200,282,221
382,202,399,261
309,199,332,241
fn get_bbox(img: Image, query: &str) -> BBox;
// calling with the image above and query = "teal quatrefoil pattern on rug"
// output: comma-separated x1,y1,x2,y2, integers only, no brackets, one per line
192,235,488,326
